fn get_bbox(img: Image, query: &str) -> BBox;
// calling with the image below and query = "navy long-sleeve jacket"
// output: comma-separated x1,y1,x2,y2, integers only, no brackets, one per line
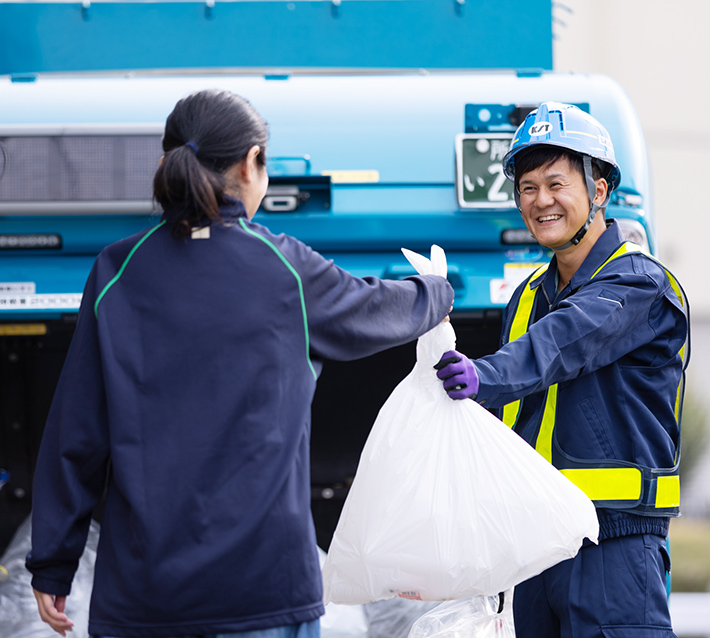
474,221,689,539
26,199,453,637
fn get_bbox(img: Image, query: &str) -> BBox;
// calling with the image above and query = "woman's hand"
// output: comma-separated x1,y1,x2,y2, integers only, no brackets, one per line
33,589,74,636
440,304,454,323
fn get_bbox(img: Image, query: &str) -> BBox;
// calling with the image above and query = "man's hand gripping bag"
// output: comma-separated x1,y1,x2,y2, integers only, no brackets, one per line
321,246,599,605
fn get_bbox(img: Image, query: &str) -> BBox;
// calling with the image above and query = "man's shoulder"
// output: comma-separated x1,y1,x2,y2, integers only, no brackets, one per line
583,222,667,283
598,246,670,283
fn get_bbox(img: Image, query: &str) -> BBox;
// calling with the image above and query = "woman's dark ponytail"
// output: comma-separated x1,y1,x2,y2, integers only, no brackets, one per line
153,89,268,238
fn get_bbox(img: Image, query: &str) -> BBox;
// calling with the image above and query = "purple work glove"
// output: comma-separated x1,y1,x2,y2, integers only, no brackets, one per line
434,350,479,400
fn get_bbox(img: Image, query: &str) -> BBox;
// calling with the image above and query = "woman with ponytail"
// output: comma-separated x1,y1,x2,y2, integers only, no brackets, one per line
27,89,454,638
154,89,270,238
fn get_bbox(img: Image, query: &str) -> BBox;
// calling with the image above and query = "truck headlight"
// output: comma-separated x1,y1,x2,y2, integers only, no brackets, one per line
615,218,650,253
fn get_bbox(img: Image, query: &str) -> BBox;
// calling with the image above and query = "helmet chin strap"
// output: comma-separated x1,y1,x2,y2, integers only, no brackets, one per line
549,156,610,252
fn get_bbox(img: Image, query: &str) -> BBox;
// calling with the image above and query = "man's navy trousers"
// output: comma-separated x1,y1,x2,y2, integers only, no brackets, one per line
514,533,676,638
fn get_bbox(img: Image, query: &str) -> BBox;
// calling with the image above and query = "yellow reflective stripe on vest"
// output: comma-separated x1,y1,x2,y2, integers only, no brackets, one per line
665,270,688,434
534,383,557,462
501,263,549,429
656,475,681,508
501,400,521,429
509,264,549,342
591,241,649,279
560,467,642,501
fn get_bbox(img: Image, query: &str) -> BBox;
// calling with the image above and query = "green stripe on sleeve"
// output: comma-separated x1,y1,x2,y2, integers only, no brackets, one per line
239,218,317,381
94,221,166,318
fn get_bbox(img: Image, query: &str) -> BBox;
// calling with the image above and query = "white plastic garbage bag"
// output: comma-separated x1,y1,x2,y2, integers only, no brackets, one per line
322,245,599,604
408,590,515,638
365,597,441,638
318,547,369,638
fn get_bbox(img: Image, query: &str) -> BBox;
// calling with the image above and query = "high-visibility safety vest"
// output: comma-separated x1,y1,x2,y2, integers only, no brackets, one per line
501,242,689,516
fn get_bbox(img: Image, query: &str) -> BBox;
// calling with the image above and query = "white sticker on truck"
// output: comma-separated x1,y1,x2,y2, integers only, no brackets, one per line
490,263,546,305
0,282,36,294
0,293,82,310
490,279,518,305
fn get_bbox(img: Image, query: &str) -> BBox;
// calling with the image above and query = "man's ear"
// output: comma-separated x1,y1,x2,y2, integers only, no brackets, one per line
594,177,609,205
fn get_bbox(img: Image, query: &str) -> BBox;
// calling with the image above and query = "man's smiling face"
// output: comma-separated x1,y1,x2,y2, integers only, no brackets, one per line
516,154,595,250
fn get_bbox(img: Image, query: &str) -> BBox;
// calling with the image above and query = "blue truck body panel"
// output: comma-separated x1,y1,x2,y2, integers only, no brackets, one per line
0,0,552,76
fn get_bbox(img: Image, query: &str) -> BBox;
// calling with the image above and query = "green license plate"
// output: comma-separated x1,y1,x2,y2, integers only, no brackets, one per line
455,133,516,209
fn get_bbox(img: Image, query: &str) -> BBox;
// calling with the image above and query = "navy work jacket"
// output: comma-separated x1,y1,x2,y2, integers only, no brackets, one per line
474,221,689,539
26,199,453,637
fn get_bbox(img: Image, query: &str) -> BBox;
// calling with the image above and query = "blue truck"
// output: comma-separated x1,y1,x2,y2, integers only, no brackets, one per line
0,0,654,552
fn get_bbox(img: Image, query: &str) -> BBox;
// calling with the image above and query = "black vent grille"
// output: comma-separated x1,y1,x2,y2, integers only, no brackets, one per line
0,135,163,202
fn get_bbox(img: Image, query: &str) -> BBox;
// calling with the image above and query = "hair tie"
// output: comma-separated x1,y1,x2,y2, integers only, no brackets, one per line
185,141,199,155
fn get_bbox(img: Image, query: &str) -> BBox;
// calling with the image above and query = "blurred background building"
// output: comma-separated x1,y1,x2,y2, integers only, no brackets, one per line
554,0,710,515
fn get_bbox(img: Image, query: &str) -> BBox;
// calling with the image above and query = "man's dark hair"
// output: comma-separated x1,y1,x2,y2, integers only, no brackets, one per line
513,145,604,192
